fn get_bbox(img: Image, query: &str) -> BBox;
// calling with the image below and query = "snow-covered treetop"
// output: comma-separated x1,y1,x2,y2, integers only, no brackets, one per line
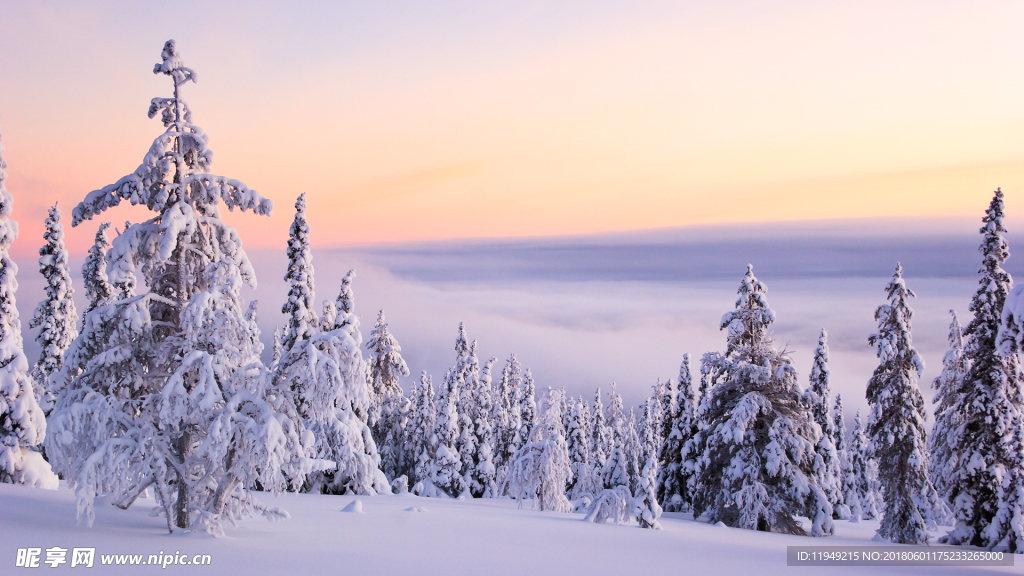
720,264,775,355
869,263,924,375
282,193,317,351
72,38,272,236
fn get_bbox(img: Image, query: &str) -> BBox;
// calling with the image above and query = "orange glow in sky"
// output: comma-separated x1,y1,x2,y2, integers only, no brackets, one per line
0,0,1020,257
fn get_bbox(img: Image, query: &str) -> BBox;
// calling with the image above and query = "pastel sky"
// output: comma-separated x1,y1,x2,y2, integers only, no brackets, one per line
0,0,1020,256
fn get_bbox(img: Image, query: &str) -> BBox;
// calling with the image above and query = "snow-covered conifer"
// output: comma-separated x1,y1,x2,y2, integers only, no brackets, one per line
804,329,845,518
410,372,436,490
464,354,498,498
605,382,626,444
430,368,465,497
946,189,1024,548
517,368,537,451
658,354,696,511
505,387,572,512
365,309,411,479
929,310,968,502
568,395,599,500
633,456,663,529
834,394,860,521
623,409,643,494
491,353,522,481
0,128,54,489
29,203,77,413
80,223,113,321
280,193,317,353
47,42,308,532
591,387,610,470
866,264,930,544
687,265,833,536
849,410,879,520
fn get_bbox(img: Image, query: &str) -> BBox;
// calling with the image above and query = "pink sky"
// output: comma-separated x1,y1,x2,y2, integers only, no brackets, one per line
0,0,1020,257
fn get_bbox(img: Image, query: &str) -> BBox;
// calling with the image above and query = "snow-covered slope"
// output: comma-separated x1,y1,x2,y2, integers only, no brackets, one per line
0,484,1012,575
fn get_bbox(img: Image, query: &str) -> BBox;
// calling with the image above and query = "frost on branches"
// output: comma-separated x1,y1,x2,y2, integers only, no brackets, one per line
687,265,833,536
45,41,309,534
505,388,572,512
865,264,930,544
0,128,56,490
29,202,77,414
81,223,114,321
929,311,968,505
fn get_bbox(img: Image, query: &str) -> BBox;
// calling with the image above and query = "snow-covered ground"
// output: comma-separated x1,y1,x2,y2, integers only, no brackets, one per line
0,483,1013,575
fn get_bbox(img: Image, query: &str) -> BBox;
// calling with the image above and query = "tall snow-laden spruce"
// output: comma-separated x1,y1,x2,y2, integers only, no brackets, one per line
430,367,465,497
29,202,78,413
687,265,833,536
804,329,845,518
955,188,1024,551
658,354,695,511
280,193,317,353
80,222,113,321
865,263,930,544
365,309,411,483
45,41,309,533
491,353,522,485
929,310,968,503
0,128,56,489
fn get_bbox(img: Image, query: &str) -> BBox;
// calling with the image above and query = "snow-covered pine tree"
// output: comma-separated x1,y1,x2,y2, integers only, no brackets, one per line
658,354,696,511
505,387,572,512
605,382,626,445
848,410,879,520
848,410,878,520
568,395,599,500
410,371,436,491
365,309,411,481
641,398,660,474
430,368,465,497
0,128,54,489
866,263,930,544
46,42,308,532
981,418,1024,552
834,394,861,522
278,267,388,496
517,369,537,451
687,265,833,536
80,223,113,321
804,329,845,519
633,455,663,529
465,354,498,498
929,310,968,503
491,353,522,484
280,193,317,353
591,387,610,471
944,188,1024,548
454,337,481,492
623,409,643,494
29,202,78,414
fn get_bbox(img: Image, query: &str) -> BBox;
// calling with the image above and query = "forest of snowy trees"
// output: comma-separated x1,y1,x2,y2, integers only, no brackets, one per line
0,41,1021,553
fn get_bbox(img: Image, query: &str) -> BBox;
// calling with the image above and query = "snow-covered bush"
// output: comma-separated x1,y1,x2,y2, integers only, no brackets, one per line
46,41,309,533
